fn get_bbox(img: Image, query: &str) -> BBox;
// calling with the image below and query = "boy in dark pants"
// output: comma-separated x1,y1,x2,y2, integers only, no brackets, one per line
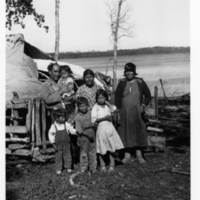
75,97,97,173
48,109,77,175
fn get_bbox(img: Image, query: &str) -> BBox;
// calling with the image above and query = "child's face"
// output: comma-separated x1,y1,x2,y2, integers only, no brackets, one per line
61,70,69,78
98,94,106,105
56,115,65,124
78,103,88,114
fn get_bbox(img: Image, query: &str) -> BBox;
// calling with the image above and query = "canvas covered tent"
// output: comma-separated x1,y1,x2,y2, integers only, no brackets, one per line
6,33,104,105
6,34,44,105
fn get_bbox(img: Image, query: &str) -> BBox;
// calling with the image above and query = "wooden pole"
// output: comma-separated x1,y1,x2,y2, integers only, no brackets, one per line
26,99,33,136
154,86,158,118
42,101,47,150
31,100,35,144
13,109,20,138
35,99,42,146
6,160,30,165
159,79,168,104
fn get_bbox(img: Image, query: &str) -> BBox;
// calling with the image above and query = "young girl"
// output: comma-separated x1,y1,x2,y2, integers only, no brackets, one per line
58,65,76,123
58,65,75,108
91,89,124,172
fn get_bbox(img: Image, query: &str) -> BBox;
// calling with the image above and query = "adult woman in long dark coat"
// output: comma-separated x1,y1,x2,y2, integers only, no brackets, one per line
115,62,151,164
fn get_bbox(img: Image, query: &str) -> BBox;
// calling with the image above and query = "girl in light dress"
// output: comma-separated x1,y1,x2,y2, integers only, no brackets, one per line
91,89,124,172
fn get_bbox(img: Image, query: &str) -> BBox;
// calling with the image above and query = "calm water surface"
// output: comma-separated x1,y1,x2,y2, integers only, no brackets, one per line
62,53,190,97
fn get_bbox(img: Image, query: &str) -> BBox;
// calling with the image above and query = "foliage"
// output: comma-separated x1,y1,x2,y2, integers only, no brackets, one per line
6,0,49,32
49,47,190,59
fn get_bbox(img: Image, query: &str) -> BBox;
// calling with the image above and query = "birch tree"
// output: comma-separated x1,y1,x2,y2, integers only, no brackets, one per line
55,0,60,60
105,0,134,91
6,0,48,32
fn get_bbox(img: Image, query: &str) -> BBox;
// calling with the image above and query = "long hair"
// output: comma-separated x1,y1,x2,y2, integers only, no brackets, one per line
96,89,109,103
60,65,74,78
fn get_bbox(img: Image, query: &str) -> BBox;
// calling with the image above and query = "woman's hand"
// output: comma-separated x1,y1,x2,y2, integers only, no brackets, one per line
141,104,145,113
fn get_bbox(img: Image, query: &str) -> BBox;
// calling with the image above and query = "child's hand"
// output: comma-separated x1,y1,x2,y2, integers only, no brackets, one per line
76,131,83,136
59,87,69,95
105,101,110,106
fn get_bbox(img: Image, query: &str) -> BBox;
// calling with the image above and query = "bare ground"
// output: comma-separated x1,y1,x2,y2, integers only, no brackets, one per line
6,149,190,200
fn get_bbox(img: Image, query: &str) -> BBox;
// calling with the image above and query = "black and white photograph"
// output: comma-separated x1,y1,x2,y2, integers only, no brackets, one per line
4,0,196,199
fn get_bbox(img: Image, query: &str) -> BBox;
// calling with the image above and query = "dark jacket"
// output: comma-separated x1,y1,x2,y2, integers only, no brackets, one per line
115,77,151,109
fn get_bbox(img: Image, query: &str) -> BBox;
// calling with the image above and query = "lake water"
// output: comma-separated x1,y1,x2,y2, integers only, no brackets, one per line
62,53,190,97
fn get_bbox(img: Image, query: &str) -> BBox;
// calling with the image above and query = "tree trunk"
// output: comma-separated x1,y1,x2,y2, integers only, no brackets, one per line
113,38,118,91
112,0,123,91
55,0,60,60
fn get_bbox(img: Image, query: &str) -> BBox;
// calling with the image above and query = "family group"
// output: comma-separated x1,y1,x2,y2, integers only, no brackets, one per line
41,62,151,175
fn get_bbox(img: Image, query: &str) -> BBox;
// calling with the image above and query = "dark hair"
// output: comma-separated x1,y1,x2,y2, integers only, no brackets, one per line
60,65,73,77
96,89,109,102
76,97,89,107
53,108,66,118
83,69,95,78
47,62,60,71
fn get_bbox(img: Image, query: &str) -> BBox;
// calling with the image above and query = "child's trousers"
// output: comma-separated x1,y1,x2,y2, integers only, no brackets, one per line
79,137,96,172
55,143,72,171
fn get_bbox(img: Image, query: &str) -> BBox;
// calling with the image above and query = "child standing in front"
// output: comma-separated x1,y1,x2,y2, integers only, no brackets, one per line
75,97,97,173
48,109,77,175
91,89,124,172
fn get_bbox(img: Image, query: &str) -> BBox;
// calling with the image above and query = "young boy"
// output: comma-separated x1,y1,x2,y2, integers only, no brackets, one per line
75,97,97,173
48,109,77,175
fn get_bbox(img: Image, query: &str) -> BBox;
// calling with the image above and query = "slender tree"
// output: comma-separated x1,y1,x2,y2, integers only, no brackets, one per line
55,0,60,60
105,0,134,91
6,0,48,32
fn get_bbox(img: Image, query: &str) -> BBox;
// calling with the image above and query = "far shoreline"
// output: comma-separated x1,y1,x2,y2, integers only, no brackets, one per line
49,46,190,60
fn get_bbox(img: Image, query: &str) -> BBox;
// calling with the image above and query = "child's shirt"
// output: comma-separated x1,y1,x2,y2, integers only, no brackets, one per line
58,77,75,98
75,111,95,138
91,103,116,124
48,121,76,144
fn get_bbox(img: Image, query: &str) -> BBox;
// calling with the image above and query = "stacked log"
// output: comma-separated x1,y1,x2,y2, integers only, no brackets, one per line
6,91,190,164
146,93,190,148
6,98,50,164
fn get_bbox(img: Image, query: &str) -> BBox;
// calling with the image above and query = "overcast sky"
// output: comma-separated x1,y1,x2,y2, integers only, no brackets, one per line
6,0,189,53
7,0,190,52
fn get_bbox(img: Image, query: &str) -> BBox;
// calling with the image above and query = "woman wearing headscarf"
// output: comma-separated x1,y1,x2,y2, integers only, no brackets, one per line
115,62,151,164
76,69,102,110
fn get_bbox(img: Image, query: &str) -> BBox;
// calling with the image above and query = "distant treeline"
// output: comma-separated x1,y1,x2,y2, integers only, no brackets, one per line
49,46,190,59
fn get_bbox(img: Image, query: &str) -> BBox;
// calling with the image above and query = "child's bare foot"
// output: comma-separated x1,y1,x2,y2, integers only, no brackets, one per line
56,170,62,175
108,167,114,173
80,169,86,173
100,167,107,173
67,169,72,173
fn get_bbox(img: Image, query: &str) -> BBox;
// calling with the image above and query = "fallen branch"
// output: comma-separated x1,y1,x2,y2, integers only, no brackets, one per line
156,168,190,176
